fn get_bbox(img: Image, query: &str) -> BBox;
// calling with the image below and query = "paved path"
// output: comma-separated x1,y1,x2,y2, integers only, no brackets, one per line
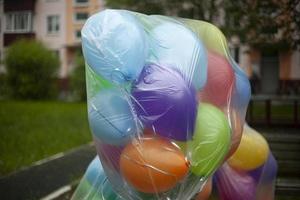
0,143,96,200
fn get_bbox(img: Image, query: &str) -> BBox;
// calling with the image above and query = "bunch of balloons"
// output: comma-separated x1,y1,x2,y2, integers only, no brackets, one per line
72,9,276,200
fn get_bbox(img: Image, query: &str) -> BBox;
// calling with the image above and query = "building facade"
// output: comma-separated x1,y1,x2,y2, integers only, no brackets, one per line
230,40,300,95
0,0,103,78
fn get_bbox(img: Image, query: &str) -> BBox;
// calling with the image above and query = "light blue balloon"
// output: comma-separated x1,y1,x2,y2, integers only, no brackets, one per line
81,9,148,84
88,88,137,145
149,22,207,90
85,157,104,185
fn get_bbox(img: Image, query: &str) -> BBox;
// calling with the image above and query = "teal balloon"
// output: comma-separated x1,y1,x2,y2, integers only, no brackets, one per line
189,103,230,177
85,157,104,184
88,88,137,146
82,9,148,84
149,22,207,90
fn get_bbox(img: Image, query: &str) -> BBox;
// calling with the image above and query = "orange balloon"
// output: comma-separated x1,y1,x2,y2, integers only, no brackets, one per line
120,137,189,193
225,109,243,160
143,128,156,136
196,178,212,200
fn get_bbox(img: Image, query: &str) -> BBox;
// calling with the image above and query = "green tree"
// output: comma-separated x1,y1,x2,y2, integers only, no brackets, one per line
5,39,59,99
70,54,86,101
105,0,220,20
222,0,300,50
106,0,300,50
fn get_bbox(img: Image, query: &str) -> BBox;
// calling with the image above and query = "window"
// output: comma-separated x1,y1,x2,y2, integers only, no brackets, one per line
47,15,60,34
75,30,81,39
5,12,32,33
74,0,89,6
74,12,89,22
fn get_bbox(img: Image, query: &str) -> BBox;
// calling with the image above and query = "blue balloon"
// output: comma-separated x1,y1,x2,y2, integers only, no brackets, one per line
88,88,137,145
233,71,251,110
81,9,148,84
149,22,207,90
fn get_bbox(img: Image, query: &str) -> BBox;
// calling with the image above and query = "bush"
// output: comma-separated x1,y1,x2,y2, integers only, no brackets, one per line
0,73,9,99
5,39,59,99
70,55,86,101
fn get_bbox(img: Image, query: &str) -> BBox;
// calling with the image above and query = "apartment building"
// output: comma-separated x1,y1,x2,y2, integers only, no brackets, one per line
229,38,300,95
0,0,103,78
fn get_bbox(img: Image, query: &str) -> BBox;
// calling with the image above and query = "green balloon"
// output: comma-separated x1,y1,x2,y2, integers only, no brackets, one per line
189,103,230,177
86,64,132,99
72,178,121,200
71,179,102,200
182,19,229,57
86,64,114,98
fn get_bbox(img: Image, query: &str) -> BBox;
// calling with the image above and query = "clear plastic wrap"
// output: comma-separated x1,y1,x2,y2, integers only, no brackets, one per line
72,9,276,200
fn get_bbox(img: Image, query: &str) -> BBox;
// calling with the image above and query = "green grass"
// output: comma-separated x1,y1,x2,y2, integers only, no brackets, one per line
251,102,300,121
0,101,91,176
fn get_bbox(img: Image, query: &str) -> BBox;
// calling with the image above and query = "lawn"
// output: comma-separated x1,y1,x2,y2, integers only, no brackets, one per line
0,101,91,176
250,101,300,122
0,100,297,176
248,101,300,124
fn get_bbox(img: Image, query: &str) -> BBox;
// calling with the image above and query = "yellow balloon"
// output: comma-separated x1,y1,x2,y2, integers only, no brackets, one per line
182,19,229,58
228,125,269,171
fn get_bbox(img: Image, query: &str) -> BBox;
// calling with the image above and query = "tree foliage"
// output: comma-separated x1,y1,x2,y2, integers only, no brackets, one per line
105,0,300,50
223,0,300,50
5,39,59,99
105,0,220,20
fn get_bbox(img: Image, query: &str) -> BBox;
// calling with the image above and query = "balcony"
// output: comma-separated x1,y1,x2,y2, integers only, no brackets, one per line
4,33,36,46
4,0,36,12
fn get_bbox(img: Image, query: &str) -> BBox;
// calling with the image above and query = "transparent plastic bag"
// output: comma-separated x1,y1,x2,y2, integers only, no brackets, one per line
70,9,275,200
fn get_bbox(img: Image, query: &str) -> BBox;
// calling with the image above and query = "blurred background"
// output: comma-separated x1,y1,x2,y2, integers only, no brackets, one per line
0,0,299,199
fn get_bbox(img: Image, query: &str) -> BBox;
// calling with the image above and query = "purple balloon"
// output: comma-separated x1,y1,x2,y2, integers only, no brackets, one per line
215,163,256,200
248,152,277,183
248,165,263,183
132,64,197,141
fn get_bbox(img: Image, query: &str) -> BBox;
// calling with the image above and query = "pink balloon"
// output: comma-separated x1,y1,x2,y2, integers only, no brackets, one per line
199,51,235,108
94,138,124,171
